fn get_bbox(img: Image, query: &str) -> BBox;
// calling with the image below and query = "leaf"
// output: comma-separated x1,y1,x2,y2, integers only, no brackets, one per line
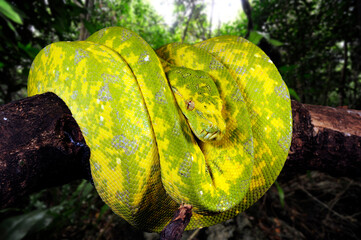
288,88,301,101
83,20,98,35
268,38,283,47
98,204,110,219
248,30,283,46
279,65,297,74
274,181,285,208
248,30,263,45
0,0,23,24
0,209,55,240
17,42,40,59
5,18,16,31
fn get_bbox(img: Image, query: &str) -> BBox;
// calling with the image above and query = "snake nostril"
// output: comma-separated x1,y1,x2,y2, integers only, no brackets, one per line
186,100,195,110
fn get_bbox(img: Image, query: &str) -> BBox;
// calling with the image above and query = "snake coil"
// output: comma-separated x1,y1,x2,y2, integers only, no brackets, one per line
28,27,292,232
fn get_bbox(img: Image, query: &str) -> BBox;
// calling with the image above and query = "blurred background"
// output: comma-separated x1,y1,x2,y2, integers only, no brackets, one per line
0,0,360,239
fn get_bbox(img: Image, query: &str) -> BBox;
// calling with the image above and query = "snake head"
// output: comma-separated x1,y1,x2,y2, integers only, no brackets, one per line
168,67,226,142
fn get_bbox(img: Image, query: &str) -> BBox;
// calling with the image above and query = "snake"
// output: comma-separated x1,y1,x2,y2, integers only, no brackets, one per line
27,27,292,232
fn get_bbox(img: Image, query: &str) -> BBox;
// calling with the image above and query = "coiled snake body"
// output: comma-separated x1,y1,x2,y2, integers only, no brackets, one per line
28,27,292,232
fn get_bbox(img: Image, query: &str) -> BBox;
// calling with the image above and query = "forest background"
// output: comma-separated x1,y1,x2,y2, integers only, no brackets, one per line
0,0,360,239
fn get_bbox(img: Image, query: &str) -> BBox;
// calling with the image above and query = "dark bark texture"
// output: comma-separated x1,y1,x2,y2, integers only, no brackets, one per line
160,205,193,240
282,101,361,179
0,92,91,208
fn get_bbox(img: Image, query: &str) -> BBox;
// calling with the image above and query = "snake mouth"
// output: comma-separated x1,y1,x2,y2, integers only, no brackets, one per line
198,129,221,141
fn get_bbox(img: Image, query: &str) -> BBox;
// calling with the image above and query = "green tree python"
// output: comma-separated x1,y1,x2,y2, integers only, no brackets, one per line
28,27,292,232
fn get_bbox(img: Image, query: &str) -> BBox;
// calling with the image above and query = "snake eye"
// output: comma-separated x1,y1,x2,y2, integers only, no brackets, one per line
186,100,195,111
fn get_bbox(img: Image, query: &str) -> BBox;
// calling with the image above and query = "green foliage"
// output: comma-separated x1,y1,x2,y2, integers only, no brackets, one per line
17,42,39,59
252,0,361,108
0,181,101,240
247,31,283,46
0,0,23,28
0,0,84,104
248,31,264,45
0,207,61,240
88,0,178,49
1,0,359,107
288,88,301,102
171,0,211,43
216,11,247,37
274,181,285,208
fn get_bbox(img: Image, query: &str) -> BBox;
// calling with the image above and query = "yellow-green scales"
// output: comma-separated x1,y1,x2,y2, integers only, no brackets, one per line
28,27,292,232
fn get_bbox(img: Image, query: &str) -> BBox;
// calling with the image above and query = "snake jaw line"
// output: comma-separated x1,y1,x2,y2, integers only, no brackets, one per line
171,86,181,97
195,127,222,142
204,131,216,141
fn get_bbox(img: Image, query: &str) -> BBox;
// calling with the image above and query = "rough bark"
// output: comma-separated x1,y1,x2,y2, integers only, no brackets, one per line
160,205,192,240
0,92,91,208
281,100,361,179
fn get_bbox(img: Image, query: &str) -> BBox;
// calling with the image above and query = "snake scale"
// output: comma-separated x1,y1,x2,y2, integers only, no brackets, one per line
28,27,292,232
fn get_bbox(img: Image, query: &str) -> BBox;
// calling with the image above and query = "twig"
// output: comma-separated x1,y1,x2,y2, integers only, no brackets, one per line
326,180,352,219
182,2,195,43
160,204,192,240
187,228,201,240
300,186,356,223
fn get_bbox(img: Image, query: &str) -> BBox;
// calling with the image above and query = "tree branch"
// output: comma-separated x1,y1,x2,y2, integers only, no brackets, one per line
282,100,361,179
208,0,214,39
78,0,94,40
241,0,253,38
0,94,360,231
0,93,91,208
182,2,196,43
160,205,192,240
